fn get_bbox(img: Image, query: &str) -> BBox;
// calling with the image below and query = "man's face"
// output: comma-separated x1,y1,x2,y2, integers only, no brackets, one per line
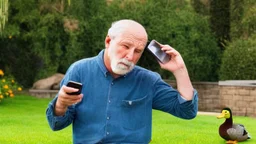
107,33,147,75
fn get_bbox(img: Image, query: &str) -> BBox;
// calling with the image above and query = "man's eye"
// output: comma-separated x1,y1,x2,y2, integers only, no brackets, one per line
123,45,129,49
135,50,142,53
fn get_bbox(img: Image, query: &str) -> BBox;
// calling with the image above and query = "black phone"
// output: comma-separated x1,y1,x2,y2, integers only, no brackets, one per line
66,81,83,95
147,40,170,63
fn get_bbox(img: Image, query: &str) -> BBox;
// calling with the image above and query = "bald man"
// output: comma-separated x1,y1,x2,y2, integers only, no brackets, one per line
46,19,198,144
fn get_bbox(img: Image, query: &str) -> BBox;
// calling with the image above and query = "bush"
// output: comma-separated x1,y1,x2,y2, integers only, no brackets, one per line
1,0,221,87
105,0,221,81
219,34,256,80
0,0,88,87
0,69,22,102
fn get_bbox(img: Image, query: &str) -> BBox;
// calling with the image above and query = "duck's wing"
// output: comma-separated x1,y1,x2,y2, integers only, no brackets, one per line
227,128,239,140
227,124,250,141
236,124,251,140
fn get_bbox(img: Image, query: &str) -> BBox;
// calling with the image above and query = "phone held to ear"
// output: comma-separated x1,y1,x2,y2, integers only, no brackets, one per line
66,81,83,95
147,40,170,63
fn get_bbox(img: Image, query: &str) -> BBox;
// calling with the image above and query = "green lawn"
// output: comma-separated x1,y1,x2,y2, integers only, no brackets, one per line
0,95,255,144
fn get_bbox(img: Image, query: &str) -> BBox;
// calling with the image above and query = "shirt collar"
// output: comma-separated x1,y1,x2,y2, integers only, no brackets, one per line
96,49,108,76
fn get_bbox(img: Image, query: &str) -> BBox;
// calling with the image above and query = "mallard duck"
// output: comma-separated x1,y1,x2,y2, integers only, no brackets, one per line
217,107,251,144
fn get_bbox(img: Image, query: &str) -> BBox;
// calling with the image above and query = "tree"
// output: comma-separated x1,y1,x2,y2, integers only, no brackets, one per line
210,0,231,50
0,0,8,33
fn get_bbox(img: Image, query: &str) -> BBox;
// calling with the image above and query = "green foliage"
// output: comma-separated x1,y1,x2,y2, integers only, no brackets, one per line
210,0,231,49
0,0,88,87
230,0,256,40
105,0,220,81
66,0,109,56
219,34,256,80
0,0,43,87
190,0,210,16
1,0,220,88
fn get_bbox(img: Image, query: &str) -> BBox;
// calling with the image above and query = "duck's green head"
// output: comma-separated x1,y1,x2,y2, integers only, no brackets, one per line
217,107,232,119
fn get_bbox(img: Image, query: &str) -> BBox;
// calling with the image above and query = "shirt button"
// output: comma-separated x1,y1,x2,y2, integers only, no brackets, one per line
107,132,109,135
107,117,110,120
108,100,111,103
111,82,114,85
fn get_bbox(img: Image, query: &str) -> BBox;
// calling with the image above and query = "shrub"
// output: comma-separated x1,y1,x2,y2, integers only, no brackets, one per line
219,34,256,80
0,69,23,102
105,0,221,81
0,0,87,87
1,0,221,86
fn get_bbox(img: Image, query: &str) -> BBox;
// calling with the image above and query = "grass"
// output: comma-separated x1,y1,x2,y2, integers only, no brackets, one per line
0,95,255,144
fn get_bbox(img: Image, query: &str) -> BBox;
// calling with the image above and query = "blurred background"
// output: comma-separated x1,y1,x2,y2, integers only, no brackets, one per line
0,0,255,89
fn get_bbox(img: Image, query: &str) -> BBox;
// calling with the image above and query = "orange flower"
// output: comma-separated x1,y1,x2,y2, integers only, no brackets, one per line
10,93,14,98
2,79,6,83
12,80,15,83
8,90,13,94
3,85,8,89
18,87,22,91
0,95,3,99
0,69,4,76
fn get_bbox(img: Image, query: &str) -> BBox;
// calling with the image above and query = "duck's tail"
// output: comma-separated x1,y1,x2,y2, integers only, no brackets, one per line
247,134,251,139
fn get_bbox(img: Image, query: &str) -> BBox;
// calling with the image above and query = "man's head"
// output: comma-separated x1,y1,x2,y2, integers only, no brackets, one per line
104,19,148,76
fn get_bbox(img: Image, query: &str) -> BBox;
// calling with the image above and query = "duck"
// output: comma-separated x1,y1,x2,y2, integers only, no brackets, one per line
217,107,251,144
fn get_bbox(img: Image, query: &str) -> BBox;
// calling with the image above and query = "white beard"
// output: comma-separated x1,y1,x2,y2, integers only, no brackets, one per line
108,50,135,75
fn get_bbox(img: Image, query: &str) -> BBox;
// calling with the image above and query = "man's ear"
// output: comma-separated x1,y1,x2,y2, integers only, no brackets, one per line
105,35,111,49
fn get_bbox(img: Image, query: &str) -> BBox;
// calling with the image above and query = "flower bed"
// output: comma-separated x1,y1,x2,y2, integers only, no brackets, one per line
0,69,22,102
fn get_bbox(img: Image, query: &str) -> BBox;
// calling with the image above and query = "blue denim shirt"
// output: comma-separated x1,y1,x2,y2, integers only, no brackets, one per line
46,50,198,144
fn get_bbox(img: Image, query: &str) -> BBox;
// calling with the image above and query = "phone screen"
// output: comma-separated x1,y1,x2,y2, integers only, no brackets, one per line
147,40,170,63
66,81,82,95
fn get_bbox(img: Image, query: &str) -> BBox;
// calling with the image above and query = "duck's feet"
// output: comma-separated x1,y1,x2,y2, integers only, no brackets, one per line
226,140,237,144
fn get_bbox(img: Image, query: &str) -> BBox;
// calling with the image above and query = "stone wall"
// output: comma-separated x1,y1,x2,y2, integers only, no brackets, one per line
165,80,256,117
193,82,220,112
29,80,256,117
29,89,58,98
218,81,256,117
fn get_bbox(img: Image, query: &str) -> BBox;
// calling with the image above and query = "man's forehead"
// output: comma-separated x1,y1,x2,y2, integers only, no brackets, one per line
119,32,147,43
119,37,147,48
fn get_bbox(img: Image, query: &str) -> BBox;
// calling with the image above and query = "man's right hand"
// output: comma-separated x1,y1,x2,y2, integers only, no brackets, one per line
54,85,83,116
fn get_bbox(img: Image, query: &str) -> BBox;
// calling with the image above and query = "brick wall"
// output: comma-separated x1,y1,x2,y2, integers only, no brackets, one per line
29,89,58,98
193,82,220,112
219,85,256,117
29,80,256,117
165,80,256,117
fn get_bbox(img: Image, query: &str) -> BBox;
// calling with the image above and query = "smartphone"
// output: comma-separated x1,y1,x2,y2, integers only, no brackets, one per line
147,40,170,63
66,81,83,95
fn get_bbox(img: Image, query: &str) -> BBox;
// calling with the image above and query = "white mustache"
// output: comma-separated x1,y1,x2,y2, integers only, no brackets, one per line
118,59,134,68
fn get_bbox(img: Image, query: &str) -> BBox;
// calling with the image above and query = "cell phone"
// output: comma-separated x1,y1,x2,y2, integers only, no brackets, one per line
66,81,83,95
147,40,170,63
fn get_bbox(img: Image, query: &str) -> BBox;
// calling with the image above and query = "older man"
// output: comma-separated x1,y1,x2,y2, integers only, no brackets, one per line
46,19,198,144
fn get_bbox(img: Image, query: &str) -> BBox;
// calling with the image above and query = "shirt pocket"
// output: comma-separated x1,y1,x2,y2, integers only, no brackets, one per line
121,94,148,130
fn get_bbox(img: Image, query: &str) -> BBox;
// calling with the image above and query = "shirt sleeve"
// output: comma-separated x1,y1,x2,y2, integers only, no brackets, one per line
46,96,76,131
152,77,198,120
46,62,82,131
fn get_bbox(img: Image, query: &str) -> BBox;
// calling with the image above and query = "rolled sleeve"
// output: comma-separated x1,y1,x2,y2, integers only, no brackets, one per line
177,89,198,119
46,97,74,131
178,89,197,104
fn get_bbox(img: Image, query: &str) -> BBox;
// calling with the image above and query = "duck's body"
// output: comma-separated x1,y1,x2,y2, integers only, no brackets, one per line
217,108,251,144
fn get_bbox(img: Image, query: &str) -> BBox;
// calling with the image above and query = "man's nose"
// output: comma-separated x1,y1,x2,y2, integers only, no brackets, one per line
125,50,134,61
